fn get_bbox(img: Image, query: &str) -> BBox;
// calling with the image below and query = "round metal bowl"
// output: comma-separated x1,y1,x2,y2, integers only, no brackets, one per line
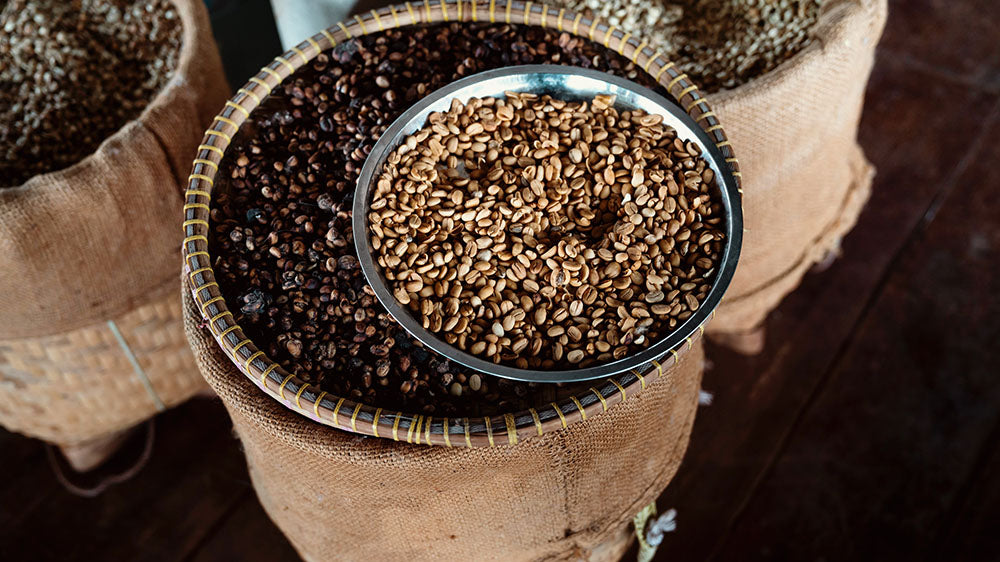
353,64,742,383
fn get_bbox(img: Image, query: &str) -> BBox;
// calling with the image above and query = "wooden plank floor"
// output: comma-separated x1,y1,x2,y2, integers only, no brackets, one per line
2,1,998,560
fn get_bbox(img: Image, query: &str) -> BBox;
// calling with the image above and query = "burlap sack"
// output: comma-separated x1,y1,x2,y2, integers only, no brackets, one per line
0,0,229,339
0,0,228,466
183,284,703,561
694,0,886,344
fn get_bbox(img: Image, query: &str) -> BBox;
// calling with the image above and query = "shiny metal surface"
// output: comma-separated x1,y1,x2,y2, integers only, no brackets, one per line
353,65,742,383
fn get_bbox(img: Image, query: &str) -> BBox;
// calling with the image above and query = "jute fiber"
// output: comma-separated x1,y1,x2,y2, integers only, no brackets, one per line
0,0,229,339
184,287,703,562
0,0,228,454
0,282,204,447
702,0,886,339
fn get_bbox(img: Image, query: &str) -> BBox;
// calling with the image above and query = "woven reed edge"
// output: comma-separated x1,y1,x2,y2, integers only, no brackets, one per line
181,0,735,447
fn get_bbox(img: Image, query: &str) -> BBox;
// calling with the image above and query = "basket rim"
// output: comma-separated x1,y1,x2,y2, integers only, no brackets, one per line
181,0,742,448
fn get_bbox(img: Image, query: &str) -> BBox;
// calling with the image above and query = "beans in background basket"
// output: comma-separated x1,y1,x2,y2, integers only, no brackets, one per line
209,23,673,416
558,0,823,92
370,93,723,369
0,0,182,186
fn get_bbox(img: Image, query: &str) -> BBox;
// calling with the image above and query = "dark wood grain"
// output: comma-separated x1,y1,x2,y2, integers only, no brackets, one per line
880,0,1000,84
0,399,251,562
651,50,1000,561
188,494,298,562
714,100,1000,561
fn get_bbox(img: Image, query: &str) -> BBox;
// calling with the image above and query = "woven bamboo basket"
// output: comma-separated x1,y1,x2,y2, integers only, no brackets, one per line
182,0,741,447
0,283,205,470
182,3,739,559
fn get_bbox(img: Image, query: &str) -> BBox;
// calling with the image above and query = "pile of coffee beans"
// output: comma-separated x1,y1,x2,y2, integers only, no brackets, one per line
370,93,723,369
559,0,823,92
1,0,182,186
209,23,681,416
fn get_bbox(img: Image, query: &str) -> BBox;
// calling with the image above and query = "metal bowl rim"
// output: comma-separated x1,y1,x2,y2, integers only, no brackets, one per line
353,64,742,383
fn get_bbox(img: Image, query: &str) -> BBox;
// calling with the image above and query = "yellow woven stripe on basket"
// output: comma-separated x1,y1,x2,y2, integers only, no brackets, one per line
551,402,567,428
243,350,264,372
609,378,627,401
407,415,422,443
370,9,385,31
320,29,337,47
274,56,295,72
225,100,250,118
588,17,600,42
278,373,295,399
217,324,240,341
248,76,273,95
504,413,518,445
686,96,709,114
198,144,225,157
666,72,689,92
570,396,587,420
200,296,224,314
631,369,647,389
305,36,321,53
289,45,308,64
353,14,368,34
590,388,608,411
677,84,698,102
205,129,231,144
617,32,632,55
192,158,218,171
260,66,282,82
188,266,212,280
260,362,278,386
484,416,494,446
652,359,663,376
442,417,452,447
392,413,402,441
631,40,648,64
350,403,363,433
214,115,239,131
189,173,213,186
603,26,615,49
332,397,346,430
186,250,210,265
313,390,328,418
294,382,309,409
371,408,382,437
231,339,252,356
529,408,543,436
